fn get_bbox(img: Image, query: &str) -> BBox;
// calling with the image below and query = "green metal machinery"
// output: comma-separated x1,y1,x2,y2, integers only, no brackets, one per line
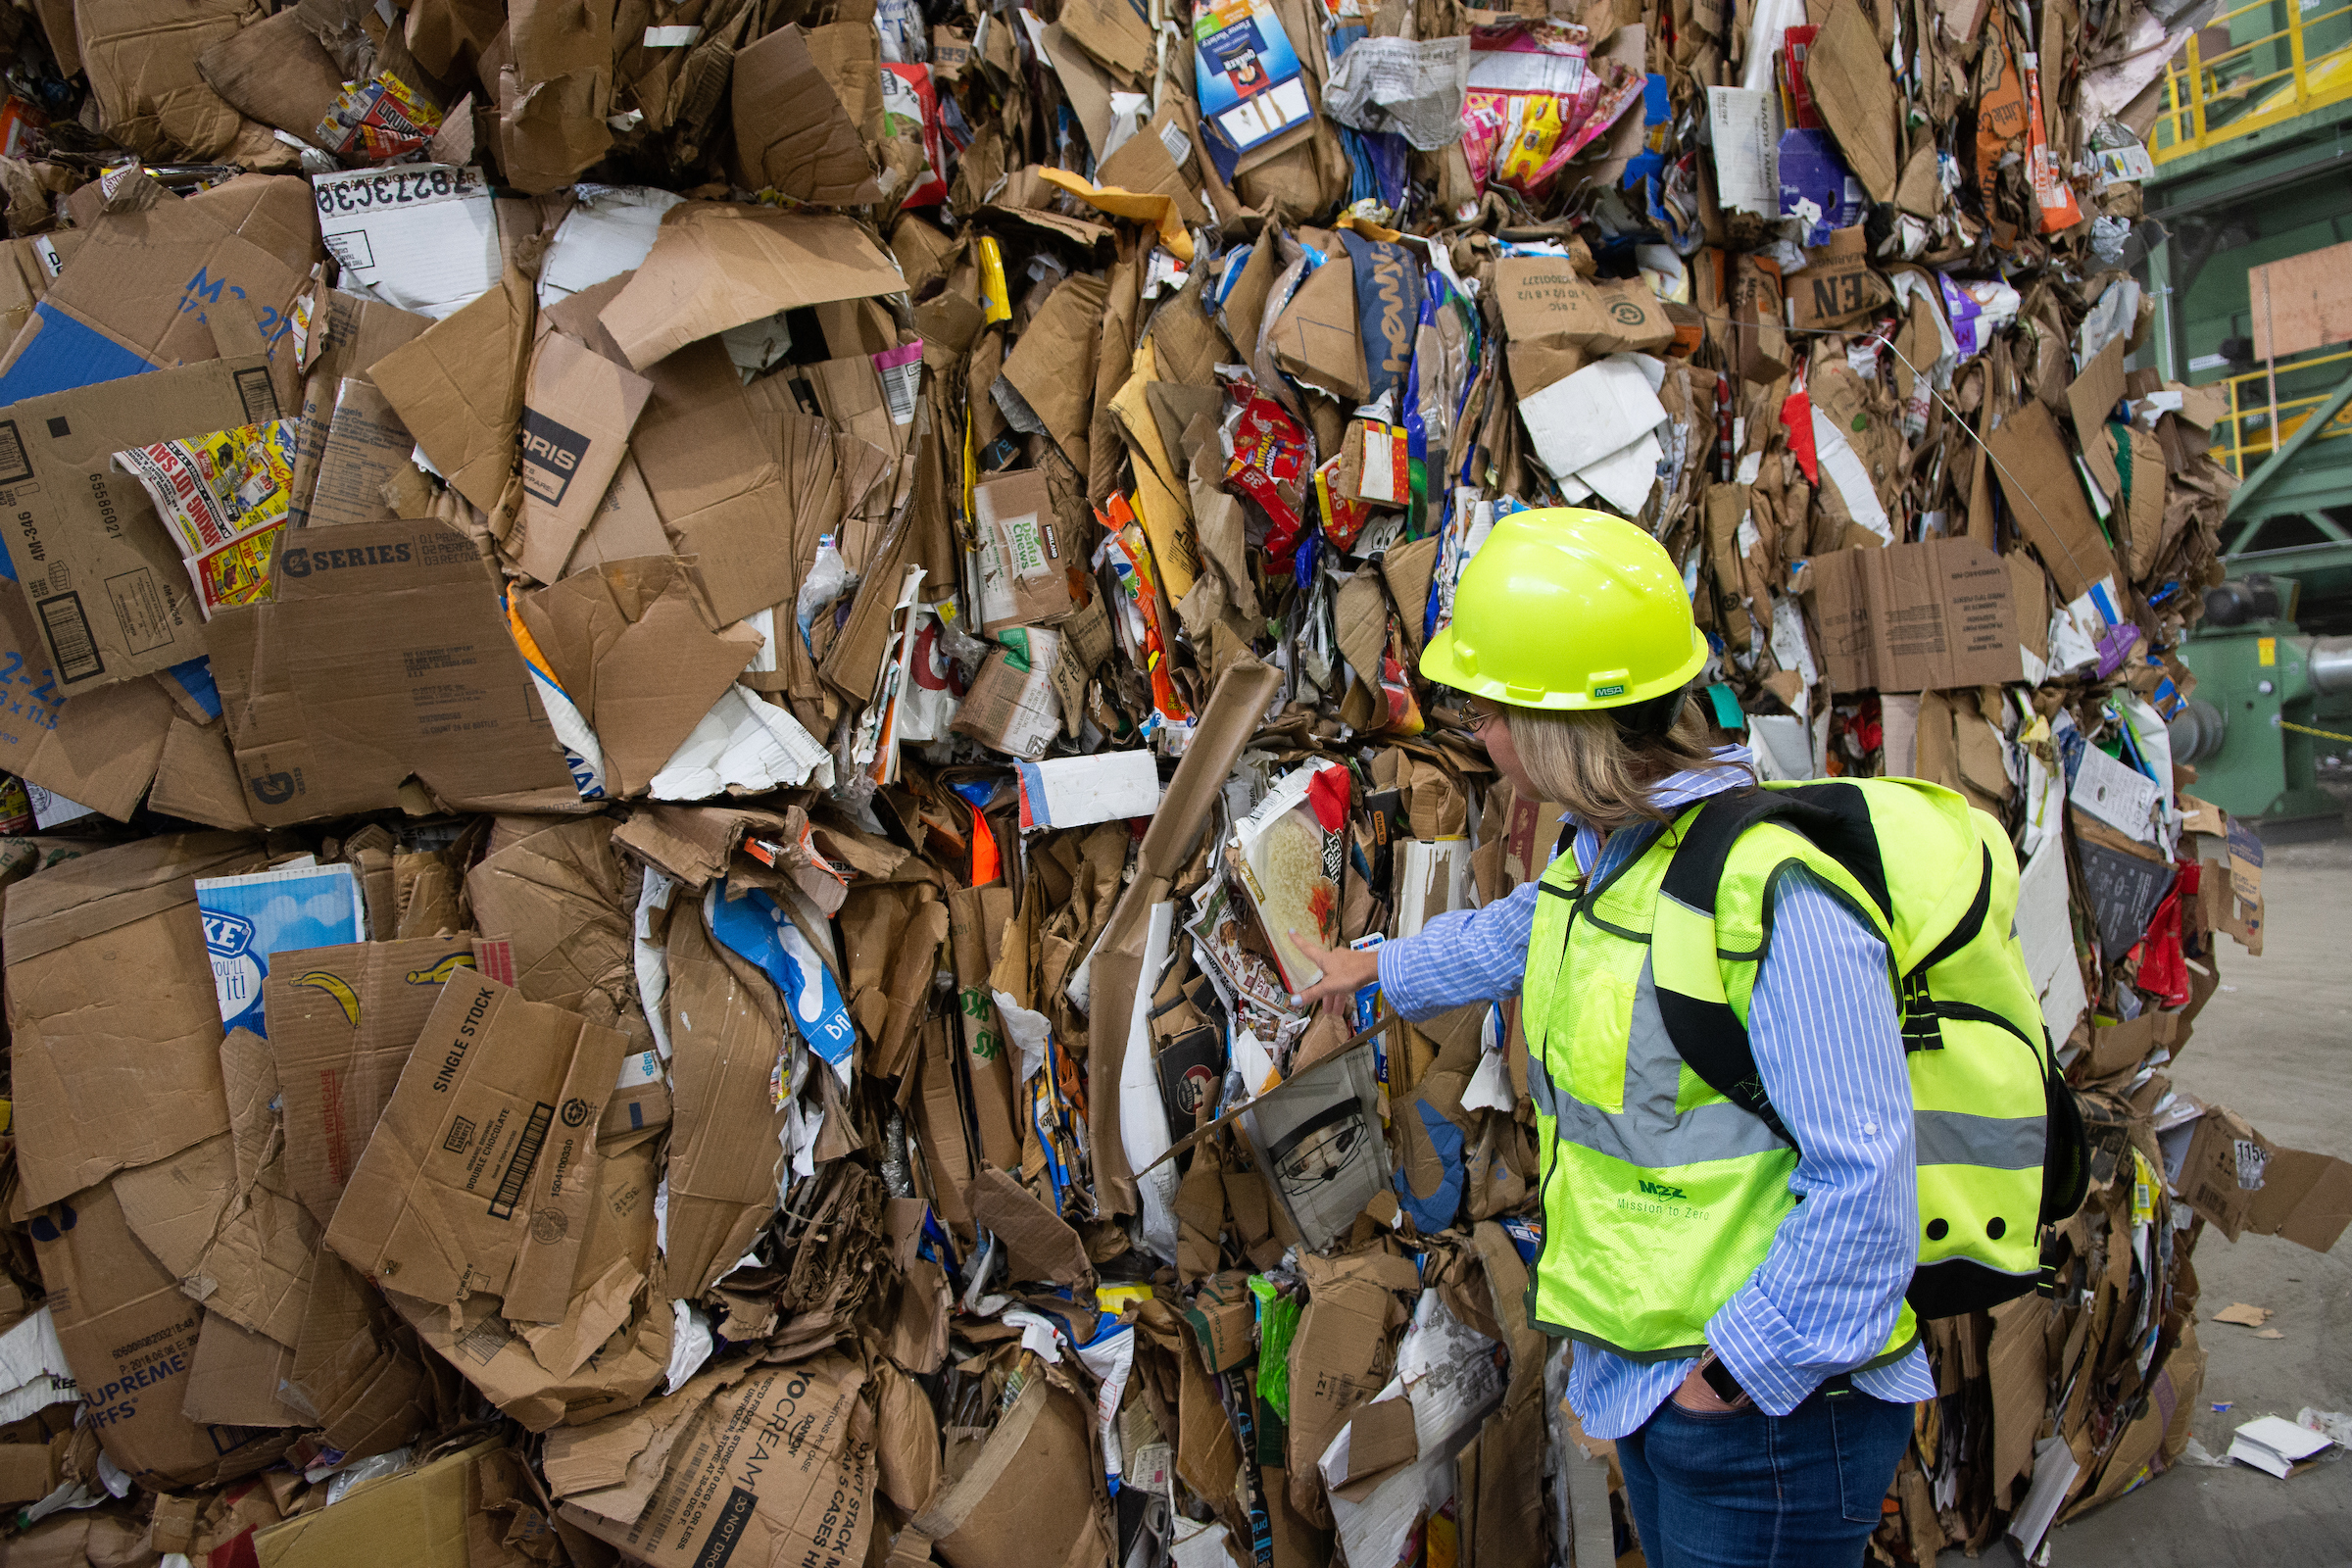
2174,553,2352,820
2138,0,2352,822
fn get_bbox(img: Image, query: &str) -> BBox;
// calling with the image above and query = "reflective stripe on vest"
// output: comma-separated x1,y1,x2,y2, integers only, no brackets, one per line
1915,1109,2044,1169
1525,954,1791,1171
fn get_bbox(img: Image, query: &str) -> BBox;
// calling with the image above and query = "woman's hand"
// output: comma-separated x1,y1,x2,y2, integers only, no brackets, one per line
1670,1356,1750,1415
1287,930,1380,1009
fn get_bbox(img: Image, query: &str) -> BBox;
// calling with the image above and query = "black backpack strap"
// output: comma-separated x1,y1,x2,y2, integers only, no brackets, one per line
1656,782,1892,925
1651,785,1875,1156
1652,782,1962,1152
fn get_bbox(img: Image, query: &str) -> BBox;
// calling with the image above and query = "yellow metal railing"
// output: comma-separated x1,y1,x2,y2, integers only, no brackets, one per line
2205,344,2352,476
2150,0,2352,162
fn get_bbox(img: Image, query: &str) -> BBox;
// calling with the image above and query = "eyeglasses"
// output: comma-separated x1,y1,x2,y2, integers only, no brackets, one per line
1466,706,1502,737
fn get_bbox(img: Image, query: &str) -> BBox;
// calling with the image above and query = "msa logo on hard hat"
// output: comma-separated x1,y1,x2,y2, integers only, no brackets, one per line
1591,683,1628,700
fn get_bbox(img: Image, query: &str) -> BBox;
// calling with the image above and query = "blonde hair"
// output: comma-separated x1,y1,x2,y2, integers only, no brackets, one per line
1503,700,1741,829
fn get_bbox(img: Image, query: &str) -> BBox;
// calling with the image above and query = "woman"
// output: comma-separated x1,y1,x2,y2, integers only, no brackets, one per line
1295,508,1927,1567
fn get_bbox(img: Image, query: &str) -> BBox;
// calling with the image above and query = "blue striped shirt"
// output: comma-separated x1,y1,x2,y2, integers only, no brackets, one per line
1375,747,1935,1438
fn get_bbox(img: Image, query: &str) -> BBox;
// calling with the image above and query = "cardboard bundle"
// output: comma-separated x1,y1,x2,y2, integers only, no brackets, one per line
0,0,2334,1562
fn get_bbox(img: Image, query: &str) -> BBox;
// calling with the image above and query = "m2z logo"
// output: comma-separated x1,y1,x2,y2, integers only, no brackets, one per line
1637,1179,1688,1200
177,268,297,346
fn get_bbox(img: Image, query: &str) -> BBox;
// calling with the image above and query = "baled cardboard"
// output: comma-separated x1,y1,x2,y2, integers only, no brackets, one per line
287,292,432,527
1268,251,1368,404
264,936,481,1231
207,518,576,823
5,831,264,1210
74,0,250,158
952,630,1062,760
999,271,1109,473
179,1294,308,1430
612,801,803,890
194,11,345,143
0,353,283,691
465,815,655,1102
2242,1145,2352,1252
729,24,886,204
0,174,317,406
1783,227,1892,331
2176,1102,2271,1242
1286,1249,1420,1520
972,468,1080,632
1810,537,2023,692
0,577,175,818
663,904,793,1296
598,203,906,373
384,1207,669,1430
911,1373,1113,1568
2067,339,2130,501
112,1125,312,1349
557,1354,876,1568
629,340,804,627
968,1165,1095,1287
1494,259,1676,355
149,716,260,829
321,970,626,1321
302,377,431,530
1807,0,1898,201
0,232,73,351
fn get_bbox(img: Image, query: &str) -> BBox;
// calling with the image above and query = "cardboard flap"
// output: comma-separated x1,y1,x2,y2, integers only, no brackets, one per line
729,24,886,204
321,969,626,1315
213,520,574,823
599,205,906,372
372,269,535,514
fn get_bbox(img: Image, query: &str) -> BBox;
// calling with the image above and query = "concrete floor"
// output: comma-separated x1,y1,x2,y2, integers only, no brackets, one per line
1941,836,2352,1567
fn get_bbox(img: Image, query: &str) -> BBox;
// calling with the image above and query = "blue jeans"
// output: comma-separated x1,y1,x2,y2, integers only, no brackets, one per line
1615,1388,1912,1568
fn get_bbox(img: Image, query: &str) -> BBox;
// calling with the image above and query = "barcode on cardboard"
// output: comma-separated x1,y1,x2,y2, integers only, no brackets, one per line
875,344,922,426
35,591,99,681
233,367,280,424
454,1313,511,1366
881,361,918,425
487,1102,555,1218
313,165,477,215
0,420,29,485
1160,121,1193,167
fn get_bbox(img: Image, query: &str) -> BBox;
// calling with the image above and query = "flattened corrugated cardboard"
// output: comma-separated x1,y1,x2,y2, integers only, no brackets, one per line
598,204,906,373
0,354,282,690
1810,537,2023,693
5,831,264,1209
322,970,625,1322
265,936,481,1231
208,517,575,823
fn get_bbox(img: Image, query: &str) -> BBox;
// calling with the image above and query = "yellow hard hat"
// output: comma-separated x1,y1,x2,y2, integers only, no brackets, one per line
1419,507,1707,710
